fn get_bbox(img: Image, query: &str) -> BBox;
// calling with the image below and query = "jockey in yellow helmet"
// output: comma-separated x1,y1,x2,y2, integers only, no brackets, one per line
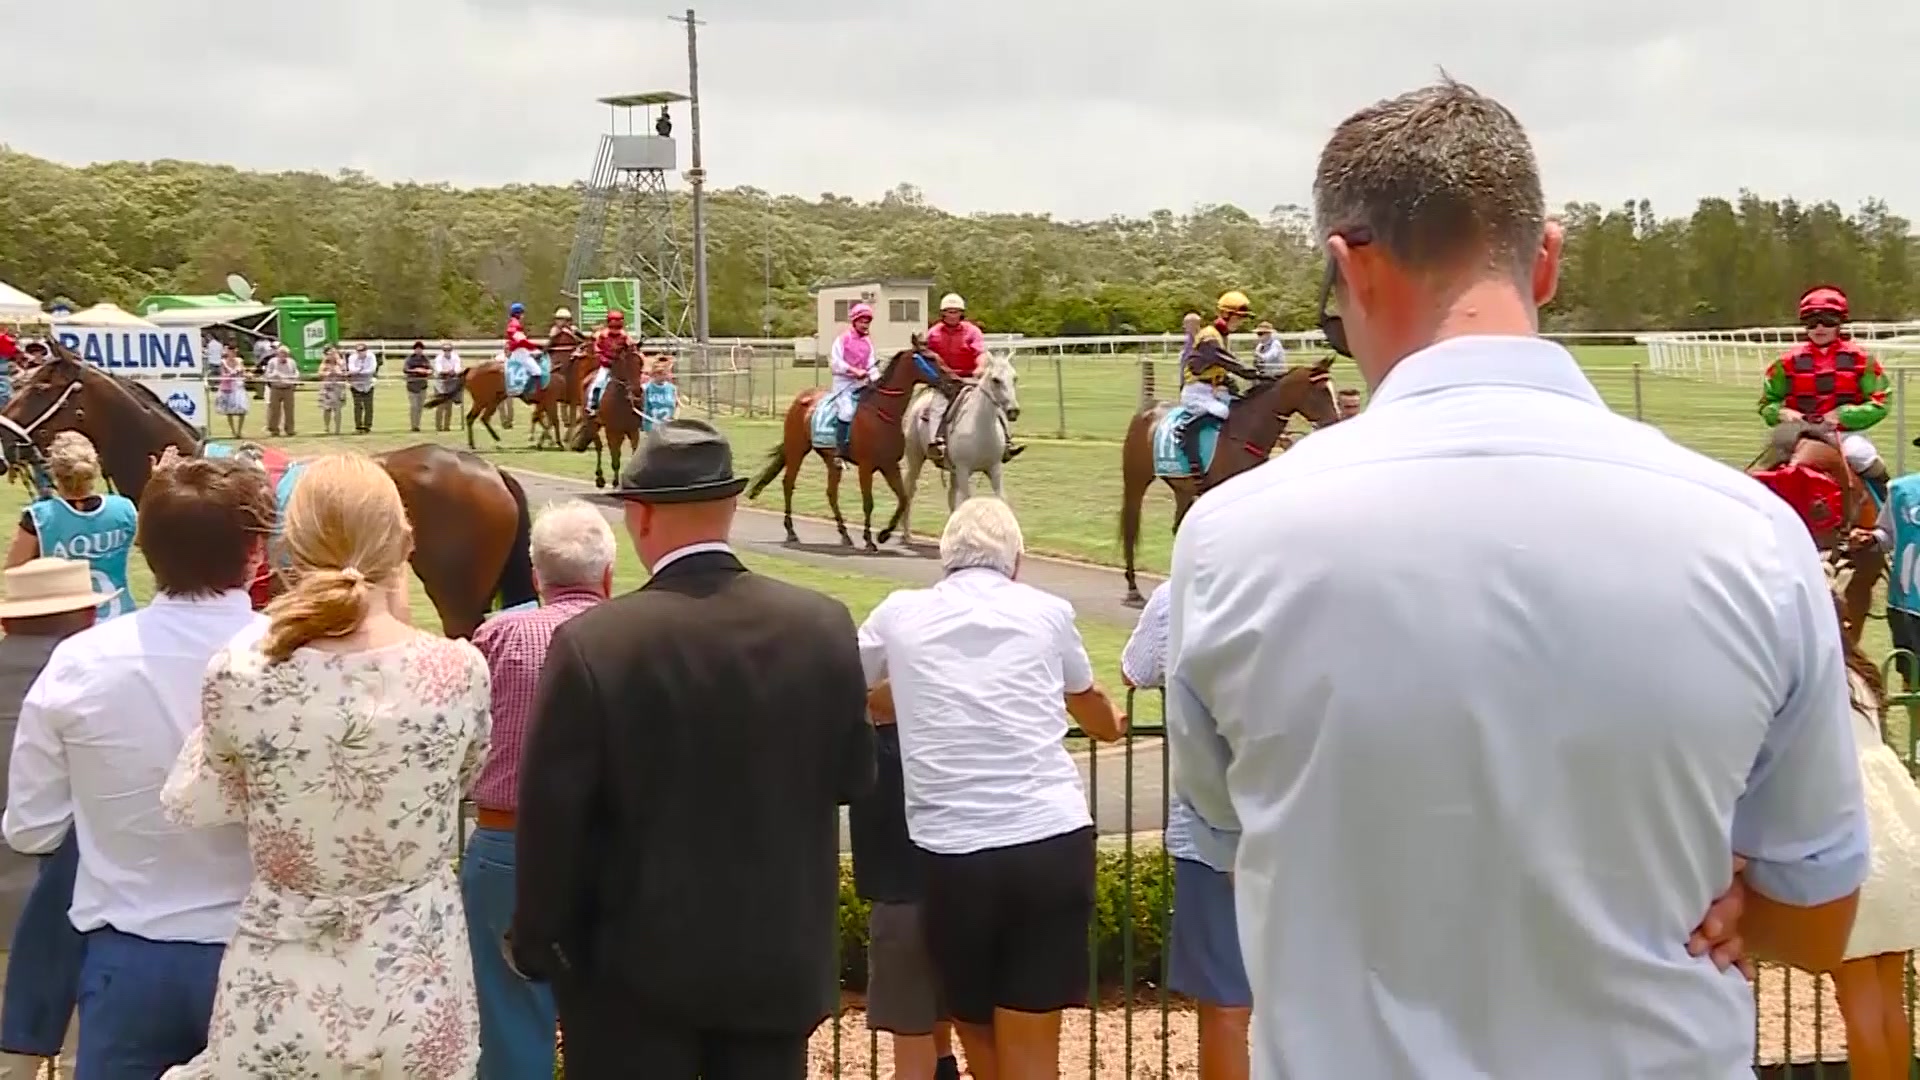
1178,291,1261,478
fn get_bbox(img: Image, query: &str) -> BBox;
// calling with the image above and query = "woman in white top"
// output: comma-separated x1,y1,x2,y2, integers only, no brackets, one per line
1831,591,1920,1080
161,453,490,1078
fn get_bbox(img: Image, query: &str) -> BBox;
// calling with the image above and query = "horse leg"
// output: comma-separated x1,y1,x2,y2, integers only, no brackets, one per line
592,432,607,489
478,402,502,447
825,455,853,546
901,444,925,546
607,429,624,489
986,460,1005,500
875,464,911,548
462,401,481,451
779,450,804,544
860,466,880,552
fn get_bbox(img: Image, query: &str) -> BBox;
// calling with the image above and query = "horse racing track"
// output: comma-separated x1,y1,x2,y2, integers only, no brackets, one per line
173,358,1920,1074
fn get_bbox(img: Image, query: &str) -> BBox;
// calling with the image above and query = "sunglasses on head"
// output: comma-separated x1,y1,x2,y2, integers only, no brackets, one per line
1317,227,1373,358
1804,312,1843,329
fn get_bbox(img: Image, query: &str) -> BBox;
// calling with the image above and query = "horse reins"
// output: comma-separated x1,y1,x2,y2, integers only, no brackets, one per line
0,381,83,460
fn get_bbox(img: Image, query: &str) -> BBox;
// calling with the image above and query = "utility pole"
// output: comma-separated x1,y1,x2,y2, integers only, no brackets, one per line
672,8,710,344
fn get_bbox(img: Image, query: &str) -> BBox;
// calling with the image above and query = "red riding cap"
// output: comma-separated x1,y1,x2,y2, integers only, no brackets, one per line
0,332,15,361
1798,286,1849,322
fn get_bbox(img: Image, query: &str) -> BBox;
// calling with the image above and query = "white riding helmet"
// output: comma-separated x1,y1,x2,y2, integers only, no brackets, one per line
554,307,573,319
939,293,966,313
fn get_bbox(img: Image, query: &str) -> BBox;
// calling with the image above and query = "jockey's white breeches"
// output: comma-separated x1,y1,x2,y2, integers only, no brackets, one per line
1180,382,1231,419
1842,433,1882,474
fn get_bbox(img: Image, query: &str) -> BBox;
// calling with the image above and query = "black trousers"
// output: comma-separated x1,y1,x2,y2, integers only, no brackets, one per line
350,389,374,432
556,986,808,1080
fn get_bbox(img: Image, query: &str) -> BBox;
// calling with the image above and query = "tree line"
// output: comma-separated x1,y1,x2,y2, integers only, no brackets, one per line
2,148,1914,339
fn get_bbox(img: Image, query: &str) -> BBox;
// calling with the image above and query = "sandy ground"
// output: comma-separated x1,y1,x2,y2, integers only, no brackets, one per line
806,1006,1204,1079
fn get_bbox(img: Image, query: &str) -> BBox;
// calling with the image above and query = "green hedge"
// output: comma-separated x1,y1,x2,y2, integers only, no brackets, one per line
835,842,1175,992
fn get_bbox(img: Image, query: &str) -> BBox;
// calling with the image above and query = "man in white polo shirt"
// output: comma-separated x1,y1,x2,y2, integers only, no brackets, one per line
859,496,1125,1080
1167,78,1867,1079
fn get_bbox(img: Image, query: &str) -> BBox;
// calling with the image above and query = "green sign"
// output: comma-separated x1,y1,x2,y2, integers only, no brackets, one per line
578,279,640,328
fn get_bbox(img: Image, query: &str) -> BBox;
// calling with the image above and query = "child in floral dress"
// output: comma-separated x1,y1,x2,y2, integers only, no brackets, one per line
316,348,347,435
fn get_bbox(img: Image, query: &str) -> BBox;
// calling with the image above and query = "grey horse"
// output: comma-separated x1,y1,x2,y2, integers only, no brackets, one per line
899,350,1021,545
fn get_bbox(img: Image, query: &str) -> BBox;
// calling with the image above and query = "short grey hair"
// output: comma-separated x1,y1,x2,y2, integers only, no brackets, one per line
1313,75,1545,284
940,496,1023,576
530,500,616,589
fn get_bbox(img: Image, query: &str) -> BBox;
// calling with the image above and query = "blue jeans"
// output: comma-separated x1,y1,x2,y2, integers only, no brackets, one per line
0,834,84,1056
74,927,222,1080
461,827,556,1080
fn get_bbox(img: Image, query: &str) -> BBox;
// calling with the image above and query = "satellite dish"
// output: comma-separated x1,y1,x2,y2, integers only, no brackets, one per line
225,274,255,302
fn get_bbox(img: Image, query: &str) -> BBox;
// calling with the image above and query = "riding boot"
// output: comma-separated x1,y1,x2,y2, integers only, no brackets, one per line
836,418,854,460
928,407,952,467
1179,420,1206,478
1002,443,1025,462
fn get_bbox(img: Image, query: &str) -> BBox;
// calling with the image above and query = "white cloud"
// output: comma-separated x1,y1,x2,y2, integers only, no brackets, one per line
5,0,1918,221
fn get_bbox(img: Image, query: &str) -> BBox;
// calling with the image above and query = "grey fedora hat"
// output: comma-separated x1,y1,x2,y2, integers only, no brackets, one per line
613,418,749,503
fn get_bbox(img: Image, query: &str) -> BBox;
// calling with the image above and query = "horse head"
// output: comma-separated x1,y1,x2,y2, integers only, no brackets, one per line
881,343,957,398
1755,421,1875,544
1235,356,1339,438
978,351,1021,423
0,340,201,499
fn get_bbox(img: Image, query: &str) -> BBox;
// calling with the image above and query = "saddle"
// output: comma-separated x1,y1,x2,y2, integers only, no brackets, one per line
1152,405,1224,479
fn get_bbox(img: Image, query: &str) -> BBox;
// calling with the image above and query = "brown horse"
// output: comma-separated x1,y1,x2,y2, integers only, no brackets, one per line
565,340,650,489
426,358,567,450
1754,421,1886,647
1119,359,1340,603
747,342,957,551
0,346,536,639
548,325,585,426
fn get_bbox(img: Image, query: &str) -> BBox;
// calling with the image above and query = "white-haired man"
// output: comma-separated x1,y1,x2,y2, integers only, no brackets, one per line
1170,78,1862,1077
859,496,1123,1079
464,499,616,1080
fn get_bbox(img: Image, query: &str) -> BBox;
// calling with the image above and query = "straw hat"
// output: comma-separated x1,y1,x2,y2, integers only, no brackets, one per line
0,558,116,619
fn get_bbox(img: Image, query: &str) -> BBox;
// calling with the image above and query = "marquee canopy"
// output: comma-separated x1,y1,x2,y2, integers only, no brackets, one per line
141,302,274,327
0,280,44,321
59,302,157,328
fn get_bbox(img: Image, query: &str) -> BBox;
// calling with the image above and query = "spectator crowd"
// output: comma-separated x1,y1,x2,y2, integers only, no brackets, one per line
5,77,1920,1080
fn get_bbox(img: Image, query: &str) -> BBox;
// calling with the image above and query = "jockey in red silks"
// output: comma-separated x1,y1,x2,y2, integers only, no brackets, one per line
924,293,1021,463
505,302,528,351
1759,285,1892,504
584,310,634,412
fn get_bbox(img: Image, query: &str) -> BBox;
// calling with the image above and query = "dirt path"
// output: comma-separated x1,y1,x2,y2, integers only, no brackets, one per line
503,468,1155,627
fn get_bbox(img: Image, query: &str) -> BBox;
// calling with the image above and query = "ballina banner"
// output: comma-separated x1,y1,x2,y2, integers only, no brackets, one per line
51,325,206,430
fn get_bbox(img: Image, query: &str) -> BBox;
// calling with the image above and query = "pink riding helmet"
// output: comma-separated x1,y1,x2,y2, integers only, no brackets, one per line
848,302,874,325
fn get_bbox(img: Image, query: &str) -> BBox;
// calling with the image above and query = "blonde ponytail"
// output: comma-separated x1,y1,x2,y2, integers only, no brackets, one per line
258,455,411,662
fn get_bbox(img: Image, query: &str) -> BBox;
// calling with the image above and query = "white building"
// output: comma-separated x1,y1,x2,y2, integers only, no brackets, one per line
810,277,935,359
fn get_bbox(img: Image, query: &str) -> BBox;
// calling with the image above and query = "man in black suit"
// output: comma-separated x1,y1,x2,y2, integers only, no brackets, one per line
511,419,875,1080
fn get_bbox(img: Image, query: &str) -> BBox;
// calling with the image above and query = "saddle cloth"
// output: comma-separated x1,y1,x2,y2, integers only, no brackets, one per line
1152,406,1221,478
810,390,854,449
505,354,551,398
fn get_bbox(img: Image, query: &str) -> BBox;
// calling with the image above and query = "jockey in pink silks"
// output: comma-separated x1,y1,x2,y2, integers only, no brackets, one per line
827,302,878,456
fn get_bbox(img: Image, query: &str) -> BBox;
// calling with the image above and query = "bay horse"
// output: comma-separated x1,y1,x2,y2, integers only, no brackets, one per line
746,342,957,552
0,345,535,639
1119,359,1339,603
1754,420,1886,647
426,356,567,450
548,325,585,427
899,350,1021,545
565,339,649,489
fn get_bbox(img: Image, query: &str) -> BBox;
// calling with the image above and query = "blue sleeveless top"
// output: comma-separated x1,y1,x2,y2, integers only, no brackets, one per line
642,381,678,426
1888,475,1920,615
29,494,139,620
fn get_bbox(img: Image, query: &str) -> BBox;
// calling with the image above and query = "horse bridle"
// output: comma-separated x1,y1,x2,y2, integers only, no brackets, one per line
0,380,83,467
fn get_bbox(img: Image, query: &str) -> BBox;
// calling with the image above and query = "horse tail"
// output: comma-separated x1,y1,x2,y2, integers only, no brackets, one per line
746,444,786,501
424,370,469,408
491,467,538,609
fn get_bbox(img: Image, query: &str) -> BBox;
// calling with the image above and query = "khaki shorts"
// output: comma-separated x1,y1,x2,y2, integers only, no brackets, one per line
866,902,943,1036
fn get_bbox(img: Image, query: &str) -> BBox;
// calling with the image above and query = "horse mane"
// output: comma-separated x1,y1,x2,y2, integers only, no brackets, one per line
1759,420,1839,470
108,370,204,445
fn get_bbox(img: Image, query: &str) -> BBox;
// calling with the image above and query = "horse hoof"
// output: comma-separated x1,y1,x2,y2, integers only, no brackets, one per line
784,532,799,544
1124,591,1146,607
594,475,606,489
865,541,879,554
876,528,894,545
839,533,854,548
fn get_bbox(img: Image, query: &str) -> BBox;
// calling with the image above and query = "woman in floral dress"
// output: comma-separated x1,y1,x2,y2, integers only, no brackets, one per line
162,453,491,1079
317,347,348,435
214,345,251,438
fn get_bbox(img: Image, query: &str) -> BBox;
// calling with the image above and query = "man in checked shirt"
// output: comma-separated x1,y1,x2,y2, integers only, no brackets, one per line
464,499,617,1080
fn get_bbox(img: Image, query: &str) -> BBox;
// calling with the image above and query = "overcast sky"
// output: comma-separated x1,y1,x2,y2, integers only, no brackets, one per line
5,0,1917,222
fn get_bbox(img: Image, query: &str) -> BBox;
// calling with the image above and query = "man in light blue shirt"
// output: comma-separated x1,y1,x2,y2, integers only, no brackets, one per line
1168,78,1866,1079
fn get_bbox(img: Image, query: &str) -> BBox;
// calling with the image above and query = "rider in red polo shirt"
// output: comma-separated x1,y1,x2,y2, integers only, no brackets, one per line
925,294,1021,463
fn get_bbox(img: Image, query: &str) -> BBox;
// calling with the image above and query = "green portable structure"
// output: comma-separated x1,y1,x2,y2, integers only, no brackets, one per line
138,293,341,373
